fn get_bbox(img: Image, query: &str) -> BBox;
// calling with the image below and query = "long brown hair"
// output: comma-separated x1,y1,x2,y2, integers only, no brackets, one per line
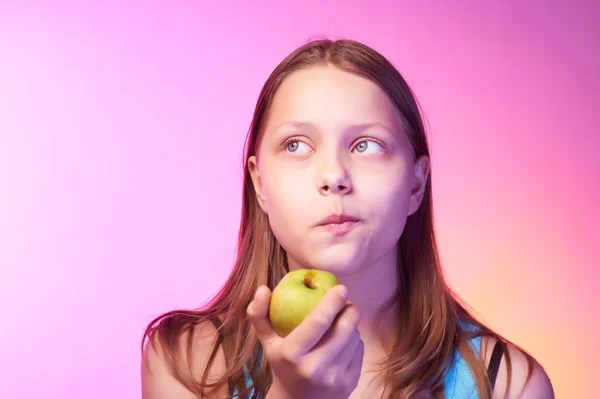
141,38,534,399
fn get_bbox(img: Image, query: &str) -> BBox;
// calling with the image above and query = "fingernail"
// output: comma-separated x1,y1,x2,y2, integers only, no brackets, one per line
337,285,348,298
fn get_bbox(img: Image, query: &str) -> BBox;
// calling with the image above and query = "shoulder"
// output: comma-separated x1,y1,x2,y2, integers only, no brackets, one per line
481,336,555,399
141,317,229,399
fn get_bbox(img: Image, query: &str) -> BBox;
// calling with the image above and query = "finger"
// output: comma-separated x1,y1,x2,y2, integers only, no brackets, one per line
305,304,361,366
284,285,349,358
344,338,364,386
316,331,361,386
330,329,361,370
247,286,280,349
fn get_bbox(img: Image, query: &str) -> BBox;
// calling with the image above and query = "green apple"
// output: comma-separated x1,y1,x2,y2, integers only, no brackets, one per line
268,268,340,337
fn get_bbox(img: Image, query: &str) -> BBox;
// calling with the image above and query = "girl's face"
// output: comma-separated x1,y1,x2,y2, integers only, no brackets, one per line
248,66,429,275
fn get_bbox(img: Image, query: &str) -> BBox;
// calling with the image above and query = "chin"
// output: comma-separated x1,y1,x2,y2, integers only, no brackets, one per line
304,250,362,275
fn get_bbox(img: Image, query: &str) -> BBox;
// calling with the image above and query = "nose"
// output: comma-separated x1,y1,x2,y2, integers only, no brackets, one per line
318,157,352,196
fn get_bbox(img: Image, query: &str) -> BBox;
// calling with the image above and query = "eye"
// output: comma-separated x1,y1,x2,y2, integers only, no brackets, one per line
352,139,384,154
284,139,312,155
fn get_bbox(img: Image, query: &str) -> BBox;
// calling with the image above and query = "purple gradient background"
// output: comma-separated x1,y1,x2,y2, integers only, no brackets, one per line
1,2,598,398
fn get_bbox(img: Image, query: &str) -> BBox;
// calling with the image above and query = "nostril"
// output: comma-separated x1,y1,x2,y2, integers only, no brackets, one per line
320,183,350,194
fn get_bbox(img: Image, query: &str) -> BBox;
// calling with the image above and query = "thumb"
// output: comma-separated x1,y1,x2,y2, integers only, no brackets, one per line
247,285,280,348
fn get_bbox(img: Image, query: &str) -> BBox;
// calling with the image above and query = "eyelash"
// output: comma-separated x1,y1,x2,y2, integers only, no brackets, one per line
282,136,386,152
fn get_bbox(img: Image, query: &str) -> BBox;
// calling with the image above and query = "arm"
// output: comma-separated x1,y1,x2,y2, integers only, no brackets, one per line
141,321,229,399
517,361,555,399
482,337,555,399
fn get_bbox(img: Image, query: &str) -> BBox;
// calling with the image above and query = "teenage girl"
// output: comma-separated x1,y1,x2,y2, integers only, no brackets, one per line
141,39,554,399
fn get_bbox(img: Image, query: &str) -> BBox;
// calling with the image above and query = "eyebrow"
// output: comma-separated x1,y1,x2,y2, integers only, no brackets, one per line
271,121,396,135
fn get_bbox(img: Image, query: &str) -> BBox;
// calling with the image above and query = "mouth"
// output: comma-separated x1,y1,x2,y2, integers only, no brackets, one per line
316,213,360,226
315,214,362,236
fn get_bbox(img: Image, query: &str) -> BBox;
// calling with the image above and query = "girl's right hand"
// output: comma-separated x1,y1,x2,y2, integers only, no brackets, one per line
246,284,364,399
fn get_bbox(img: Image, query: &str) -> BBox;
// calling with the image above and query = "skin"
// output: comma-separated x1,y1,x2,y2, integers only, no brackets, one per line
248,65,430,392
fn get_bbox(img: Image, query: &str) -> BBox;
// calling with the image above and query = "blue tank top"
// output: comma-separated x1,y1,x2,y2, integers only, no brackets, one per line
233,329,483,398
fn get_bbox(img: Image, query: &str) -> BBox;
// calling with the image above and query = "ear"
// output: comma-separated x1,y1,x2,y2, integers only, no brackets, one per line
247,155,268,213
407,155,430,216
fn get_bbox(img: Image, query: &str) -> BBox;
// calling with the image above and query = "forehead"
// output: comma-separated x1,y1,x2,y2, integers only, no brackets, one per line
264,66,405,134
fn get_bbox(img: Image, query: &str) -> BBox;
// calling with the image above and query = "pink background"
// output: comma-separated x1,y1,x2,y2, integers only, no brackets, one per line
1,2,598,398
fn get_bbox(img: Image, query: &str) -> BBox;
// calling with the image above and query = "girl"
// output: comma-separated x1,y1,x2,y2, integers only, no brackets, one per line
141,39,554,399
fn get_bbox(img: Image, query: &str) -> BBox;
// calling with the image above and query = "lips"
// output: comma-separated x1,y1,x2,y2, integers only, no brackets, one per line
316,214,360,226
315,214,361,236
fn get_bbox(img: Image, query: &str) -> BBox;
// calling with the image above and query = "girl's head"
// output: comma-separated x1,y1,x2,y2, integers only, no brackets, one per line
243,39,433,281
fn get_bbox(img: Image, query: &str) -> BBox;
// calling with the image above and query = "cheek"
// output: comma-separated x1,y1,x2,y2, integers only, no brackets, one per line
261,170,312,236
363,182,412,251
359,171,413,216
262,159,315,206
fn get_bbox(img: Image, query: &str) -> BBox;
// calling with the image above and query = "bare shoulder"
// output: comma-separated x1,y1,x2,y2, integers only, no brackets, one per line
481,336,554,399
141,318,229,399
483,337,555,399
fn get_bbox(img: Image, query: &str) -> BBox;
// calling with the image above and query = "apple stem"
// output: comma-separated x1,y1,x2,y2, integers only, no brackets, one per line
303,270,317,289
